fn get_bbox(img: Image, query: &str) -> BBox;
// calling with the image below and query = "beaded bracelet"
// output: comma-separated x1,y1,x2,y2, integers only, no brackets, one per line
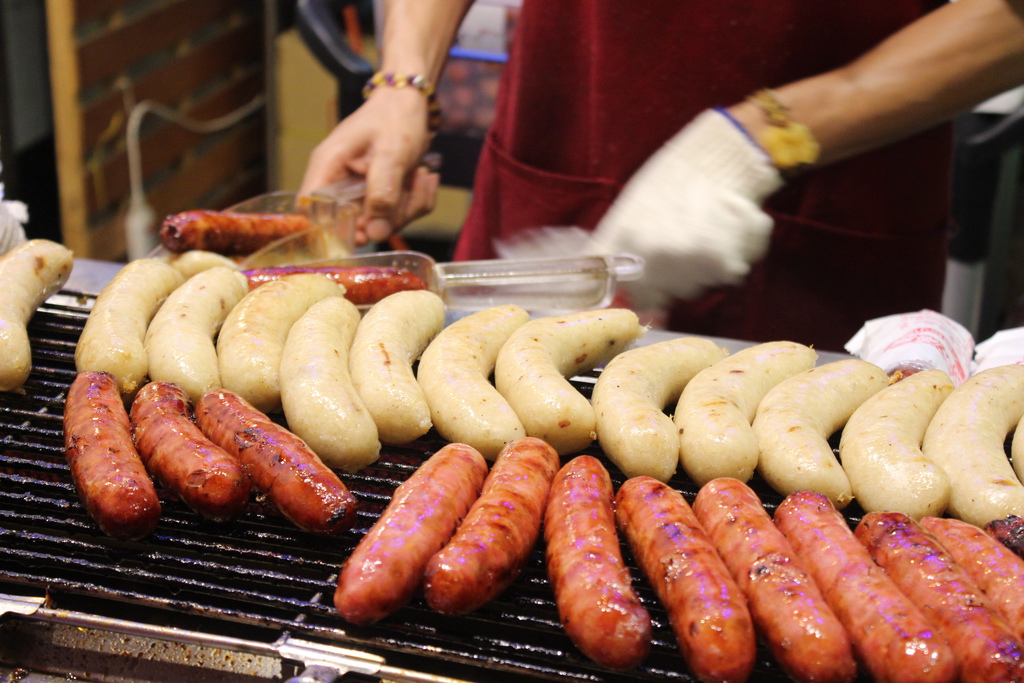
746,89,820,171
363,71,442,134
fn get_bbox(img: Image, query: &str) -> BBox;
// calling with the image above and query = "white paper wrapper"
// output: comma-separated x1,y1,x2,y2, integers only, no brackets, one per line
973,327,1024,374
844,309,975,385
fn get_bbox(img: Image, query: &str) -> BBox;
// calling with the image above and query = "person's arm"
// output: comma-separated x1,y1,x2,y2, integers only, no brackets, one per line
729,0,1024,166
300,0,475,245
590,0,1024,304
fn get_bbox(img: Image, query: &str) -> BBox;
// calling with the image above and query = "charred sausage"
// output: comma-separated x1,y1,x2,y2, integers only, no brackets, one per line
776,491,956,683
544,455,651,670
422,437,560,615
334,443,488,625
692,478,857,683
195,388,356,534
160,210,313,255
130,381,250,522
63,371,161,540
857,512,1024,683
615,476,756,683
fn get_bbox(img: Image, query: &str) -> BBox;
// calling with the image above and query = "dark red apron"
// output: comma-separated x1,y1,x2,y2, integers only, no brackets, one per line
452,0,953,352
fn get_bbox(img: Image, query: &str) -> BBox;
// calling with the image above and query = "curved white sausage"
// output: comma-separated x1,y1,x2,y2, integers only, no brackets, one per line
922,363,1024,527
592,337,727,481
494,308,643,455
839,368,954,519
349,290,446,445
675,341,817,485
280,295,381,472
753,358,889,508
76,258,185,398
417,304,530,459
144,266,249,404
0,239,74,391
217,272,345,414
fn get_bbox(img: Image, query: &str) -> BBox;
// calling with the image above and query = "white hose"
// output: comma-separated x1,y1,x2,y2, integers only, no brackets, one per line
124,95,265,260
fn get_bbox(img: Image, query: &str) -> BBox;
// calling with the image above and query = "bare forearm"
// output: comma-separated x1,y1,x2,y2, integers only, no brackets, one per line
378,0,476,82
730,0,1024,166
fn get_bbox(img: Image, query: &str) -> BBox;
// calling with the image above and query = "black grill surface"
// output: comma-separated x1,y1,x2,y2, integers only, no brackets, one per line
0,292,870,682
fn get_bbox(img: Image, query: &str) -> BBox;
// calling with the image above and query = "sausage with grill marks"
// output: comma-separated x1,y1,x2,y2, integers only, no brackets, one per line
335,442,488,625
544,455,652,670
422,437,559,615
130,381,250,522
616,476,755,683
857,511,1024,683
63,371,161,540
776,491,956,683
195,388,356,534
160,210,314,255
921,515,1024,643
692,478,857,683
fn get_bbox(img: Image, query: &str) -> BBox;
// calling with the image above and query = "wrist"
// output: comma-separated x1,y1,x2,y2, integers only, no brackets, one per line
363,71,442,134
724,90,820,174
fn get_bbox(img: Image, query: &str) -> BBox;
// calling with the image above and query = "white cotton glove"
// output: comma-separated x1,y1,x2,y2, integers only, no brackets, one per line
591,108,784,305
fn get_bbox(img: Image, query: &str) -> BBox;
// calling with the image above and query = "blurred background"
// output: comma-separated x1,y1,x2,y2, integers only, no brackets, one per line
1,0,1023,341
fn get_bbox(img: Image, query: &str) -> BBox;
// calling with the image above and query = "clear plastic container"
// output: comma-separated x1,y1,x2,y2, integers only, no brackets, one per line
248,250,644,313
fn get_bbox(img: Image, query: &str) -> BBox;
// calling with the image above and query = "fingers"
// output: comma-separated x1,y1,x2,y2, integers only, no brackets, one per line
358,166,441,245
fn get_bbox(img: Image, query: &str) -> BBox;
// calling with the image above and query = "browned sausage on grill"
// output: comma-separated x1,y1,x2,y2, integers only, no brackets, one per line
63,371,161,540
616,476,755,683
776,491,956,683
544,455,651,671
422,437,560,615
243,265,428,306
985,514,1024,560
692,478,857,683
922,515,1024,644
335,442,488,625
194,388,356,534
129,381,250,522
160,210,313,255
857,511,1024,683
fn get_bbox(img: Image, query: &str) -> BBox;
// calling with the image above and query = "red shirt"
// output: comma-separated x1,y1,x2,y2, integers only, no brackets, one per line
453,0,952,352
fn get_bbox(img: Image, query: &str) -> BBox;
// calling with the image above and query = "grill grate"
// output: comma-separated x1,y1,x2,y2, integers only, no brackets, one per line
0,292,868,682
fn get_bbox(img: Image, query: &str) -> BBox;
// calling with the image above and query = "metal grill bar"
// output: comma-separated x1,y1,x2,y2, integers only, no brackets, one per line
0,290,861,683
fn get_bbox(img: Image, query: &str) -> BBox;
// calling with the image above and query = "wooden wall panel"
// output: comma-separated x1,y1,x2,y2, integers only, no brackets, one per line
46,0,269,260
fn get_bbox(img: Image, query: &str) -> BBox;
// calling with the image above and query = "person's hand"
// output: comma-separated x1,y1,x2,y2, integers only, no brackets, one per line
300,87,441,246
591,108,784,305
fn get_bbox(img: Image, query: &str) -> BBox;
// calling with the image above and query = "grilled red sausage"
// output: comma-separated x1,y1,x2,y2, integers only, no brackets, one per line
160,210,313,255
544,455,651,670
422,437,560,615
692,478,857,683
243,265,428,306
985,515,1024,560
334,442,488,625
194,388,356,534
63,371,161,540
615,476,755,683
776,492,956,683
857,512,1024,683
922,515,1024,643
129,381,250,522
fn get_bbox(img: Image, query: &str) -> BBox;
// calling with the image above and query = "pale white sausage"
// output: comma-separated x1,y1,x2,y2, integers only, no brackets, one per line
166,250,240,279
217,273,345,413
592,337,727,482
75,258,185,398
280,295,381,472
494,308,643,455
144,266,249,404
839,369,954,519
753,359,889,508
349,290,446,445
675,341,817,486
0,239,74,392
417,304,530,460
922,363,1024,527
